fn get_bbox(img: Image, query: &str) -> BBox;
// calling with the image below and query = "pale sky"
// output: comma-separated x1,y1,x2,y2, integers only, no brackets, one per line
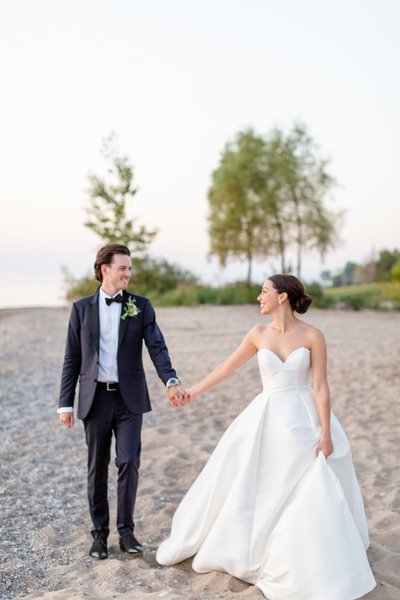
1,0,399,307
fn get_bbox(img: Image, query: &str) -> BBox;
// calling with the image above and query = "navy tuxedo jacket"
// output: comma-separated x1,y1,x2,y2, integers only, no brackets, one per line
59,289,177,419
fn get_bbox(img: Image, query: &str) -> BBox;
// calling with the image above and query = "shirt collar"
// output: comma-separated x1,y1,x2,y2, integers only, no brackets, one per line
99,288,123,302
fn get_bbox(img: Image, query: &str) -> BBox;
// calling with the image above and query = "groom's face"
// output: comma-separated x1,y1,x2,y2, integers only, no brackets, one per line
102,254,132,291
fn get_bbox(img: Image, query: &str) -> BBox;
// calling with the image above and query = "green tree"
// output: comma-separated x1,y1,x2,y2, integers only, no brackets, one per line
376,249,400,281
320,270,332,286
208,124,341,283
332,273,343,287
260,132,293,272
391,259,400,282
274,123,341,277
63,133,198,303
342,261,358,285
85,132,157,254
208,129,274,284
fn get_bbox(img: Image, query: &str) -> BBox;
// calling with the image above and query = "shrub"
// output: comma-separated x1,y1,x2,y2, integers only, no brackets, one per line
63,256,197,302
391,259,400,282
154,285,200,307
210,282,260,305
341,295,366,311
63,271,98,301
133,256,197,296
304,281,334,309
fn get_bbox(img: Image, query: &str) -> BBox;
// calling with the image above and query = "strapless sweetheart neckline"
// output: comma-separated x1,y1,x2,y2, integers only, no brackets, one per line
257,346,310,364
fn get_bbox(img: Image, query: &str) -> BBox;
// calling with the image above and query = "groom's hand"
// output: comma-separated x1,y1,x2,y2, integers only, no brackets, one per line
59,413,74,428
168,385,191,408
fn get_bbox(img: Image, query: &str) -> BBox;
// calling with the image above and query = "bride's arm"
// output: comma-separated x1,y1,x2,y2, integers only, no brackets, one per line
310,329,334,457
189,328,259,400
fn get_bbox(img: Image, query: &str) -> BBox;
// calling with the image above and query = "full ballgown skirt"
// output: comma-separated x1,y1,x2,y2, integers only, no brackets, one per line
156,347,376,600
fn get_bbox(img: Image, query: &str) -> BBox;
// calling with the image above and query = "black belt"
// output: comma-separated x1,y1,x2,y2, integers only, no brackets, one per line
97,381,119,392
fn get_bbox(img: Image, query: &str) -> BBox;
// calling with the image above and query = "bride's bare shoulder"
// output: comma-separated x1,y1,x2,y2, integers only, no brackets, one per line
303,323,326,344
250,324,271,342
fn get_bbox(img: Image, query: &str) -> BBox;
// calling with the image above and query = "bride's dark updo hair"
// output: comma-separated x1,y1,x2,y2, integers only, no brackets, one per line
269,274,312,314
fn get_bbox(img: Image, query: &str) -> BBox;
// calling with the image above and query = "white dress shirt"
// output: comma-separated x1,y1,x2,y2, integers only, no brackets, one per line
97,288,121,382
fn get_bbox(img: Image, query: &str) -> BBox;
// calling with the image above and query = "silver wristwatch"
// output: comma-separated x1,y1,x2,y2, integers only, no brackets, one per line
166,377,180,388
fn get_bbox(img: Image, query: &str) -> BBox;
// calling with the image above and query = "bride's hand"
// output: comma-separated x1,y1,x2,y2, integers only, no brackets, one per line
187,388,198,403
316,435,334,458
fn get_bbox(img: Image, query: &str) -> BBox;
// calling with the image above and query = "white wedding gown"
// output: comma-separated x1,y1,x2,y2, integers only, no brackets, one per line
157,347,376,600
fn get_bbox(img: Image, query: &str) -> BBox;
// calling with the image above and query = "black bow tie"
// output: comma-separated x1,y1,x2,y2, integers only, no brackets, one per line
105,295,123,305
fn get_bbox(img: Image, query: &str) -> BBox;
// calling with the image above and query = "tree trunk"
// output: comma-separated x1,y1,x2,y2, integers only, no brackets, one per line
292,196,302,277
273,216,286,273
246,223,253,286
278,229,286,273
296,243,302,277
247,256,252,286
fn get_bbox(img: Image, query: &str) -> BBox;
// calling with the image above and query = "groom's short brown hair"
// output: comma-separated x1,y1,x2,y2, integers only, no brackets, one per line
94,244,131,283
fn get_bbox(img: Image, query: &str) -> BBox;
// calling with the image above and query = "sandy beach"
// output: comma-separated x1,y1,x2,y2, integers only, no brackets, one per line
1,305,399,600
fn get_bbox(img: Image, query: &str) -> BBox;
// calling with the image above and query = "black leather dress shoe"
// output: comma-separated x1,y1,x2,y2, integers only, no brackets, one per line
119,533,144,555
89,537,108,559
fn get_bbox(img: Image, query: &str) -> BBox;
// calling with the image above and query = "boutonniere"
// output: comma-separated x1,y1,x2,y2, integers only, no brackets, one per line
121,296,141,320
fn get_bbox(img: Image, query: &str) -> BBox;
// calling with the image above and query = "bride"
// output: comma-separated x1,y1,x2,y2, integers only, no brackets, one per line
156,274,376,600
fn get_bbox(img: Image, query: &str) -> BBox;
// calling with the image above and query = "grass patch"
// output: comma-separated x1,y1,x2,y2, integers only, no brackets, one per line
324,282,400,310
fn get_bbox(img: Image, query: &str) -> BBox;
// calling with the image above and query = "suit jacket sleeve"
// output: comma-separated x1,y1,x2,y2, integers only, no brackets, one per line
142,299,177,385
59,303,82,408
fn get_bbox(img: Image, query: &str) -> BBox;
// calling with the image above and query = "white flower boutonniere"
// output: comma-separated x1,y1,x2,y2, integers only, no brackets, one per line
121,296,141,320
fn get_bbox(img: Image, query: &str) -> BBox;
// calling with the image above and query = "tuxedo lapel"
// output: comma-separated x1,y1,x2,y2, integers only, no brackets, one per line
88,290,100,355
118,291,129,350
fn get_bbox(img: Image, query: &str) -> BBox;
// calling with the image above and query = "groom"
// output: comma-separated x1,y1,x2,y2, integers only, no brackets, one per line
58,243,189,560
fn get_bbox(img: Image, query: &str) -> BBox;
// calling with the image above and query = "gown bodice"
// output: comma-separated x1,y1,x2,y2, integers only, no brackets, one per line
258,346,311,394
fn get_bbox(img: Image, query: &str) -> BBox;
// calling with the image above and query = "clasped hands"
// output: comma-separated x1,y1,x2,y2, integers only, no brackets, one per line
167,385,193,408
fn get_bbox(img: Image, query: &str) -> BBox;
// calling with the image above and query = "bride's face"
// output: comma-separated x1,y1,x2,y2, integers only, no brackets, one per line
257,280,280,314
